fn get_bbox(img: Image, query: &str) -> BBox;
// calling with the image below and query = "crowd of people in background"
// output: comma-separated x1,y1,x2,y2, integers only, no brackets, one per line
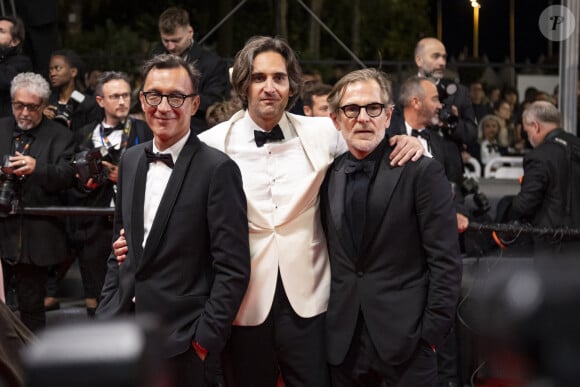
0,5,579,387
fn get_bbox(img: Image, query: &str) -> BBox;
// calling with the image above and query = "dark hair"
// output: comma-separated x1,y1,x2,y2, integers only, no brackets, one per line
158,7,190,34
141,54,200,94
50,49,86,90
327,68,392,112
0,16,25,48
302,82,332,108
94,71,131,97
398,76,435,107
231,36,303,110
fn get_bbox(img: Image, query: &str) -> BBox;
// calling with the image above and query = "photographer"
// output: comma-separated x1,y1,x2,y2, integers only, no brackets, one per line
69,71,152,315
0,72,75,332
415,37,478,153
42,49,101,132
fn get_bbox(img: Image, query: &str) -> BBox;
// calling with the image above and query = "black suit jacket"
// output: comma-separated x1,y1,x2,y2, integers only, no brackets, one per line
0,49,33,118
97,133,250,357
511,128,580,256
320,143,462,366
152,41,230,133
0,117,76,266
388,107,467,215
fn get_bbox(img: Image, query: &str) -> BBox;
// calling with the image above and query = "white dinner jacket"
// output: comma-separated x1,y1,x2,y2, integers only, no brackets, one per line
199,110,346,325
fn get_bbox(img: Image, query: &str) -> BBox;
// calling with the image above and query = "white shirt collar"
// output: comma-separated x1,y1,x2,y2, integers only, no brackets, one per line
152,130,191,163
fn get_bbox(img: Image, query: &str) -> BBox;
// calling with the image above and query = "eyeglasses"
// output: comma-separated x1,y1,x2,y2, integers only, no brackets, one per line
107,93,131,101
142,91,196,108
12,102,42,112
338,103,385,119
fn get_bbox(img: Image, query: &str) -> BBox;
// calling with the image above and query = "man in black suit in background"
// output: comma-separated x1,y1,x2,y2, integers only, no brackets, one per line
320,68,462,386
511,101,580,258
152,6,230,134
96,54,250,386
70,71,152,316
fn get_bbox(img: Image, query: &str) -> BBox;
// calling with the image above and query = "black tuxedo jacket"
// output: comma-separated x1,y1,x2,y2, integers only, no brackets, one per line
97,133,250,358
320,143,462,366
0,117,76,266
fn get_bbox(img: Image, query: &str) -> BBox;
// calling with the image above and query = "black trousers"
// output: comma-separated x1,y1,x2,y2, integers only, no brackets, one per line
167,346,219,387
221,273,330,387
3,263,48,332
330,314,437,387
76,216,113,299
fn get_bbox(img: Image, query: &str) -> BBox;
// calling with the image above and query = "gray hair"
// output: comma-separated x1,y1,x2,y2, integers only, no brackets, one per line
11,72,51,102
327,68,392,112
522,101,561,126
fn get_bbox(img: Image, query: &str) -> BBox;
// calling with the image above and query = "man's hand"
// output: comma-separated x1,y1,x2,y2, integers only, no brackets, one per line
114,228,128,266
388,135,424,166
9,152,36,176
102,161,119,183
457,213,469,233
43,105,57,120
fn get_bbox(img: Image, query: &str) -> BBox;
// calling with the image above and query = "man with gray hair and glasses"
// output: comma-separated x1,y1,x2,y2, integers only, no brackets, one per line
0,72,75,332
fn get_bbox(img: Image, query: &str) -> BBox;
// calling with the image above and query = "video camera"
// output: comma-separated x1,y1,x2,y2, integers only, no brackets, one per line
54,90,85,128
436,79,459,129
0,155,25,217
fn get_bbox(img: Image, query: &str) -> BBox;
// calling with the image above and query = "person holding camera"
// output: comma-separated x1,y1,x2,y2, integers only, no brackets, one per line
414,37,478,155
43,49,101,132
70,71,152,316
0,72,76,332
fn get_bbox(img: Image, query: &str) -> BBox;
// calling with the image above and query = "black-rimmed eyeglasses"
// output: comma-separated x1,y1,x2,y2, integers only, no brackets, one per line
142,91,196,108
338,103,385,119
12,102,42,112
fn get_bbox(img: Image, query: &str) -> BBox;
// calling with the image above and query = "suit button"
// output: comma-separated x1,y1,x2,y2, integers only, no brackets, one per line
357,271,363,277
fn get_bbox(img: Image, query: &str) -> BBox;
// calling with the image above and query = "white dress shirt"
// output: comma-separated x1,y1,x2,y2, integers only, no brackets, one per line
143,131,190,247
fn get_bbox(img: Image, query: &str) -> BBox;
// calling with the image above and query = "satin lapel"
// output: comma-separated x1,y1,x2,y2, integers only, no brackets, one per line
141,136,198,263
129,149,147,264
290,114,326,172
360,150,403,255
327,156,356,255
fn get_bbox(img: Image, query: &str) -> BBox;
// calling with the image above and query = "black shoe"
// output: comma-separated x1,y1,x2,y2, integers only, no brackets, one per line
86,307,96,317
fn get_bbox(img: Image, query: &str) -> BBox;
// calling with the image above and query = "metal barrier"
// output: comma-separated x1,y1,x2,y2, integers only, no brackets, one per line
11,207,114,216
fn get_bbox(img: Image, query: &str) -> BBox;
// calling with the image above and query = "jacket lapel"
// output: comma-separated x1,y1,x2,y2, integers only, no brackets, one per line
129,148,147,264
360,148,403,256
140,135,199,264
327,156,358,256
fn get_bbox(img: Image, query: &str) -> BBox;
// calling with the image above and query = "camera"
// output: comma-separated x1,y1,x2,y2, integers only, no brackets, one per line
75,147,107,186
436,79,459,129
54,90,85,128
461,176,491,217
0,155,24,217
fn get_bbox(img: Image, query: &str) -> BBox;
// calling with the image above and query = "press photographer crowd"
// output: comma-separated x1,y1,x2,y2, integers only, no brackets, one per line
1,5,580,387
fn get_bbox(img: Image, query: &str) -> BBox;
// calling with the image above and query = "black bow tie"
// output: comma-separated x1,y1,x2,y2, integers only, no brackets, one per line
411,128,430,141
486,143,499,153
145,148,174,168
103,123,125,136
344,158,374,176
254,125,284,147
